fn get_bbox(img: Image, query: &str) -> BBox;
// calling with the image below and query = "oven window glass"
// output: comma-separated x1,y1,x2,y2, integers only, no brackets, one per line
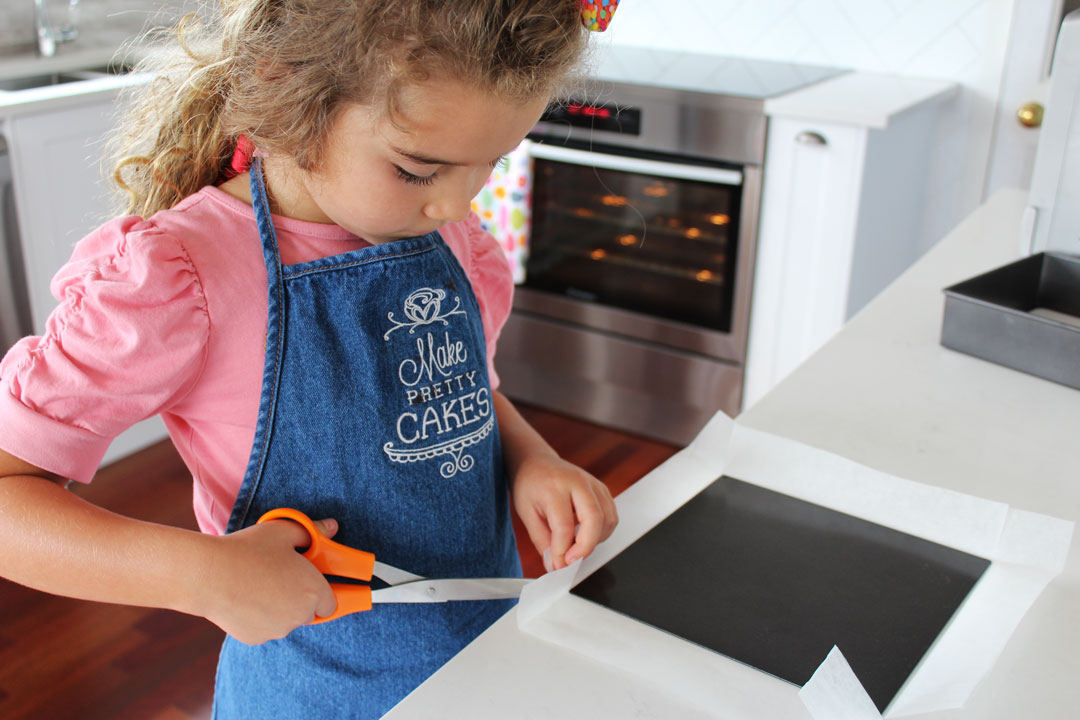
525,158,742,332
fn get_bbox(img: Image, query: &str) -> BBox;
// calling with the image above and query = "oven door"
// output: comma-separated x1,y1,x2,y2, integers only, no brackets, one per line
515,141,759,363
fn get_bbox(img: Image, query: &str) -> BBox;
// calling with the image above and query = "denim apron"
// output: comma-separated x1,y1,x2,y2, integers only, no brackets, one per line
212,159,520,719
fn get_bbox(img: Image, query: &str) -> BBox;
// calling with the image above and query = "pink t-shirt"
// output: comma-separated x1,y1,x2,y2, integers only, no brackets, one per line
0,186,514,535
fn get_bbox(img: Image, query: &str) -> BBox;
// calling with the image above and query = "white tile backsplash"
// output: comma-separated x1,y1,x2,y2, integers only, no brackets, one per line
604,0,1020,251
795,4,883,70
841,0,897,38
607,0,1012,82
906,25,981,77
752,14,815,59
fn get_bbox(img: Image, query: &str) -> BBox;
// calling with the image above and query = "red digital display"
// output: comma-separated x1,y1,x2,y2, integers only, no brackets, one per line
567,102,612,119
540,100,640,135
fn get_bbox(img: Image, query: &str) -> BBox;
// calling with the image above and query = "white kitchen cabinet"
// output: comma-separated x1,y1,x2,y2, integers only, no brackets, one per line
3,85,167,464
8,96,118,332
743,74,956,408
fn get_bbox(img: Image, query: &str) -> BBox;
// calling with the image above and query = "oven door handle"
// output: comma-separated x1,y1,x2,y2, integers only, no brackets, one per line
527,143,743,186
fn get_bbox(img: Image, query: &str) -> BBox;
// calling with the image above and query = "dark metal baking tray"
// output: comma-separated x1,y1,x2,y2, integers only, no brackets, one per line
941,251,1080,390
571,476,989,713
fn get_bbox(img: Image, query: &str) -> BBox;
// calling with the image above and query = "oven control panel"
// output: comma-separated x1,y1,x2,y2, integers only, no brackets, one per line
540,101,641,135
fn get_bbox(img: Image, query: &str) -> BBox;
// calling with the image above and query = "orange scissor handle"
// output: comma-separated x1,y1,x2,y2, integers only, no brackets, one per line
257,507,376,623
316,583,372,623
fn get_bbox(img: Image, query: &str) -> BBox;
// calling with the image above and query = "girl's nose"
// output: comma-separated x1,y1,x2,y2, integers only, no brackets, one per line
423,190,472,225
424,170,488,224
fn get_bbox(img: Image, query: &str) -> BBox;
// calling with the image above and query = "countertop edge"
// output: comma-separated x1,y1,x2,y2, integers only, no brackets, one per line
764,71,958,128
0,71,149,118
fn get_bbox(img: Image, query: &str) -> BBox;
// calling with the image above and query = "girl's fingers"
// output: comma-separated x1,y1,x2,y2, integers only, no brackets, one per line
263,517,339,548
314,583,339,619
564,486,605,565
600,485,619,539
263,518,316,549
513,470,620,572
518,505,553,568
545,493,577,570
315,518,338,538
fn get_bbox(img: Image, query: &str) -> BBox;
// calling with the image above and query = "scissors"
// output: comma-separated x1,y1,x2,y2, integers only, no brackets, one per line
258,507,531,624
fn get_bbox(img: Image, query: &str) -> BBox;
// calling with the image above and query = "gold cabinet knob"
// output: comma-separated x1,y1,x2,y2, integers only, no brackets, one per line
1017,102,1044,128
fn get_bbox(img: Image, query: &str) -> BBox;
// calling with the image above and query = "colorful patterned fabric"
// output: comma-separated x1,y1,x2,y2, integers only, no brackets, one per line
580,0,620,31
471,140,532,284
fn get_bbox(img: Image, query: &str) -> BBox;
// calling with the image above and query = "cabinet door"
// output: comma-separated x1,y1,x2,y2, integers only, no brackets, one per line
7,95,167,463
8,97,120,332
744,118,867,408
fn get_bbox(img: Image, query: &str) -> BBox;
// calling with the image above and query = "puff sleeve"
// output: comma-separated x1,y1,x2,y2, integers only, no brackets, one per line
462,212,515,390
0,216,209,482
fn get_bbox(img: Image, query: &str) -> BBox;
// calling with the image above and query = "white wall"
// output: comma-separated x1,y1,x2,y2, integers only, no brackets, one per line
597,0,1020,251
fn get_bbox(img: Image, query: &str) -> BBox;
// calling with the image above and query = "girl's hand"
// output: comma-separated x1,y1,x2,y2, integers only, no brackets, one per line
511,454,618,572
196,518,340,645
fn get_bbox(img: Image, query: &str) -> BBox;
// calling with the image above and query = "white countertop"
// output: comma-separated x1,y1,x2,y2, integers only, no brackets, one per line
0,15,155,118
740,187,1080,719
764,71,958,128
586,45,955,128
590,44,847,100
385,188,1080,719
0,44,131,84
0,70,147,118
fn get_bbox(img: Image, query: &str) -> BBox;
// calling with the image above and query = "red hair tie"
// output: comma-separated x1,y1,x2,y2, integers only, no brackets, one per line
581,0,620,31
224,134,256,179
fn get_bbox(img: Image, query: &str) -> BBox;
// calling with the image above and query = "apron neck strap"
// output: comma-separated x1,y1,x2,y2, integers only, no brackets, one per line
249,157,283,272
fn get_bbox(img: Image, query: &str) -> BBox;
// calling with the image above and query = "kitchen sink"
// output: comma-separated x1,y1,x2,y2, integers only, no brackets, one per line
0,72,92,91
0,64,130,92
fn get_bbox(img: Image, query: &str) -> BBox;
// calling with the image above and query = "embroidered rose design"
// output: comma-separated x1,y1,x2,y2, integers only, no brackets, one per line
403,288,445,323
384,286,467,339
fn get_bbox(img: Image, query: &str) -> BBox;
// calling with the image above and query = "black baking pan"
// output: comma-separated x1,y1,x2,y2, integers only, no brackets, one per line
571,476,989,713
941,251,1080,390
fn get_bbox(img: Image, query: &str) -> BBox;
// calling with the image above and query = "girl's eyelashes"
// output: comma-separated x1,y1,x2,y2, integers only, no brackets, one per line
396,156,506,186
395,165,436,186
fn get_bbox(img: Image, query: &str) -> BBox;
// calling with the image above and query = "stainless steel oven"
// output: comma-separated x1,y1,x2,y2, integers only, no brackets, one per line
492,52,845,445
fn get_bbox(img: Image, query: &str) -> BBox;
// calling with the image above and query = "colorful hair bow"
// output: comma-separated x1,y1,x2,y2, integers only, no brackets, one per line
581,0,620,32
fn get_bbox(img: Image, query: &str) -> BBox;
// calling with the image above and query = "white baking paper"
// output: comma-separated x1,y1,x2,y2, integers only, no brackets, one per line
516,411,1074,719
799,647,881,720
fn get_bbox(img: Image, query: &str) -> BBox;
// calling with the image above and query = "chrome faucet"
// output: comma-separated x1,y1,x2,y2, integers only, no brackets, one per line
33,0,80,57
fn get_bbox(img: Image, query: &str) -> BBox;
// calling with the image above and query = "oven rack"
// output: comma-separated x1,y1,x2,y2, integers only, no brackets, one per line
547,206,733,247
532,242,727,286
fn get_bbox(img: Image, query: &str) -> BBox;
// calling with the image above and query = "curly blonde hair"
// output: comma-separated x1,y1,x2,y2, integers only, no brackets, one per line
108,0,588,218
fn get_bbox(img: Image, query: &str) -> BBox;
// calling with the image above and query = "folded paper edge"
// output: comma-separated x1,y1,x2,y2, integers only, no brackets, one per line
799,646,883,720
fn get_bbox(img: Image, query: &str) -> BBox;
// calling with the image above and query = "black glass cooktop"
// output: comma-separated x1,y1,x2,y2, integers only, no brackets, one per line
571,476,990,712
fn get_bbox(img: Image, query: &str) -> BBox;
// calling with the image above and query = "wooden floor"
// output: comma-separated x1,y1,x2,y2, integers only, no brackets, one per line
0,404,677,720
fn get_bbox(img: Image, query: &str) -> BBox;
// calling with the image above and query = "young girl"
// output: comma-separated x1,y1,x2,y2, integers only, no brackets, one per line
0,1,620,717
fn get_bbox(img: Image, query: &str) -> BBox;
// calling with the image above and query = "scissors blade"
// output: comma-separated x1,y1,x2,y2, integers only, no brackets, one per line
371,577,530,604
373,560,424,585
